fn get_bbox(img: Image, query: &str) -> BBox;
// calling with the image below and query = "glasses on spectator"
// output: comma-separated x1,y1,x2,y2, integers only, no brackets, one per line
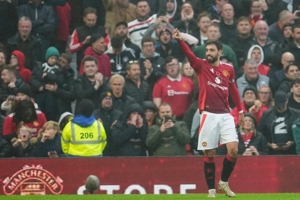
166,63,179,68
143,44,154,48
284,60,295,64
128,60,139,64
259,91,270,95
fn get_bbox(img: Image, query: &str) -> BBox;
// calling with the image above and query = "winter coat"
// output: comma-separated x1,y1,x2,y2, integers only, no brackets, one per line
11,50,32,83
33,133,64,157
146,116,190,156
219,20,237,45
124,78,152,106
112,92,136,114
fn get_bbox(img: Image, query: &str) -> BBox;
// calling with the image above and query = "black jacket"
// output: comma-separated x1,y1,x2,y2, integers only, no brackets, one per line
237,131,269,155
219,20,237,45
124,78,152,106
93,106,123,156
112,92,136,115
258,107,300,154
33,133,64,157
286,41,300,67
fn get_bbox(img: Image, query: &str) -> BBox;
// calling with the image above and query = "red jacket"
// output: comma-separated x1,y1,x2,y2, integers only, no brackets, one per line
3,110,47,138
56,3,71,41
258,64,270,76
79,47,111,78
231,101,269,126
12,50,32,83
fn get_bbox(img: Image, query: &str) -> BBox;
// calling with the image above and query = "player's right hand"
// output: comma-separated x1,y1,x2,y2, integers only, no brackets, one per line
172,29,182,41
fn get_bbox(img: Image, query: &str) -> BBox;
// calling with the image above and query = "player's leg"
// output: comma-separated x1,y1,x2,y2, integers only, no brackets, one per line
218,114,238,197
197,112,219,197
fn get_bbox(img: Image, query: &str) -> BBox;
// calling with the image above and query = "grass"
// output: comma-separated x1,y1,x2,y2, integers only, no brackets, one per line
0,194,299,200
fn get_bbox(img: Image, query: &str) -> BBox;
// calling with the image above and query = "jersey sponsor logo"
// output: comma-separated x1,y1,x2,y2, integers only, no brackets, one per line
167,90,189,96
202,142,207,147
215,77,222,84
167,85,171,88
207,81,228,91
3,165,63,195
222,70,229,77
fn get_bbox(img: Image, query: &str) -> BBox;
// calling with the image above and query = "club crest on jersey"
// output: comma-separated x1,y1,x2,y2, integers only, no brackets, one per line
222,70,229,77
202,142,207,147
215,77,222,84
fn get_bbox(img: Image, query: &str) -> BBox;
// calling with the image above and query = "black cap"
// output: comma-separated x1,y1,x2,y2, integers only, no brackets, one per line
16,83,32,98
143,101,158,112
274,91,288,108
243,85,257,98
115,21,128,28
244,112,257,128
99,91,113,102
90,33,106,44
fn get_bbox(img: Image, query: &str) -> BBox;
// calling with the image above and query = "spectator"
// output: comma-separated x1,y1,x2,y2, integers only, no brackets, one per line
32,46,63,121
18,0,57,59
83,0,106,27
228,16,253,76
105,36,136,77
272,52,295,85
231,86,268,126
103,0,136,37
114,21,141,59
61,99,107,157
93,91,123,156
2,100,47,141
282,23,293,47
6,17,39,70
258,91,299,155
277,64,299,94
69,7,109,70
286,25,300,65
165,0,179,23
33,121,64,158
124,61,152,105
74,56,106,109
206,0,228,20
128,0,157,47
79,34,111,78
238,113,268,156
146,102,190,156
58,111,73,131
138,37,165,91
219,3,237,44
9,123,36,157
193,23,239,71
247,45,270,76
237,59,269,100
0,0,18,44
258,85,273,109
153,56,194,120
263,0,288,25
268,10,296,45
251,20,283,67
0,50,6,72
10,50,32,83
143,100,158,127
109,74,136,114
111,103,148,156
193,12,211,45
1,67,24,99
248,0,264,27
288,78,300,110
180,61,198,87
55,2,71,53
44,53,75,115
172,2,197,35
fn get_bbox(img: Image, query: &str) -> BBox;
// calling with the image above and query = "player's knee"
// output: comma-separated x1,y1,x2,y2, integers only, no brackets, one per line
204,150,216,157
228,147,238,158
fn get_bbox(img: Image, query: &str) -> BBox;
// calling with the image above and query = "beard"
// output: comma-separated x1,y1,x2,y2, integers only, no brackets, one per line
206,55,218,63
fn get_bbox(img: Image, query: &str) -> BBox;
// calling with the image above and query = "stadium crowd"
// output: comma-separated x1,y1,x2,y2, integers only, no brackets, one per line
0,0,300,158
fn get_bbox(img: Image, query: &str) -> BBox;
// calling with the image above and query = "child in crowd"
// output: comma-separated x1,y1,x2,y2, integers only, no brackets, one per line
41,46,61,85
33,121,63,158
10,123,36,157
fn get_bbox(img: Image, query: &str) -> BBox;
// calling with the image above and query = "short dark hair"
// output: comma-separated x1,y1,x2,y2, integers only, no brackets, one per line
81,56,98,66
291,78,300,88
2,65,17,73
60,53,72,64
206,40,223,51
111,37,123,49
197,11,211,22
141,36,156,47
76,99,95,117
83,7,97,17
285,64,299,73
165,56,178,65
236,16,251,26
159,102,172,110
292,24,300,32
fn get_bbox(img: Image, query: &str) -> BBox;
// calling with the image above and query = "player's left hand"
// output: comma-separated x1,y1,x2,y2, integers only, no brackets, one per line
164,120,174,129
238,113,244,127
172,29,182,41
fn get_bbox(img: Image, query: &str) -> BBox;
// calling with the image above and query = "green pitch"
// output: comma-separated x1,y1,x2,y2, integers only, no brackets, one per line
0,194,299,200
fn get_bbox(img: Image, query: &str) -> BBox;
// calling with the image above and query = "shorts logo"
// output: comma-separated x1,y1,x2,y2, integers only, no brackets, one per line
202,142,207,147
3,165,63,195
222,70,229,77
215,77,221,84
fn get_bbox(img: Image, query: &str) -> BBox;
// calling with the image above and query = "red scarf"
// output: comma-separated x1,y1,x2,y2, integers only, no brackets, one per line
241,132,253,148
249,14,263,27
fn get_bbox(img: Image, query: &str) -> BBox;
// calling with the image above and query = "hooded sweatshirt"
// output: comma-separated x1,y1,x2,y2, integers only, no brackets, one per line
105,43,136,76
79,46,111,78
12,50,32,83
247,45,270,76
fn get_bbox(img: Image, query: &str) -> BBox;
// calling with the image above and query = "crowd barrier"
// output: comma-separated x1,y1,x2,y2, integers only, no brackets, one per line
0,156,299,195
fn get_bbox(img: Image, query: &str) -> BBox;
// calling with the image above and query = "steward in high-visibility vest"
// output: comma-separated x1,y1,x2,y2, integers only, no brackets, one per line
61,99,107,157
